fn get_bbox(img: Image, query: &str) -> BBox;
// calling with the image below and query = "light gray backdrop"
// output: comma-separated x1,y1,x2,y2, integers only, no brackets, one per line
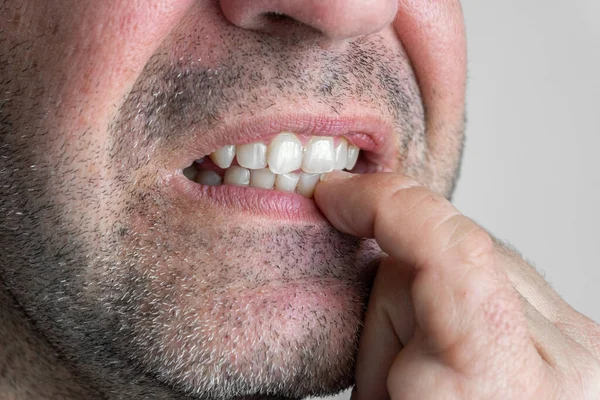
316,0,600,398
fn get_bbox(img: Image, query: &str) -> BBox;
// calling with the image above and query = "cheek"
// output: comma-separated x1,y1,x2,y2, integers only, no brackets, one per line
165,2,235,67
393,0,467,114
393,0,467,195
13,0,197,133
0,0,200,218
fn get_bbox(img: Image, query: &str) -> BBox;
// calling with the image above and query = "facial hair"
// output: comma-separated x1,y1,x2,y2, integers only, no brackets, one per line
0,29,427,399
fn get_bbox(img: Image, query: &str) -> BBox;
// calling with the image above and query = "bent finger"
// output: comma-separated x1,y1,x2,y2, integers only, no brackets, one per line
315,171,540,370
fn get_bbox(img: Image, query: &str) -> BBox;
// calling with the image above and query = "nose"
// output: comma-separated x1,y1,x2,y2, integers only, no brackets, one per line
219,0,398,41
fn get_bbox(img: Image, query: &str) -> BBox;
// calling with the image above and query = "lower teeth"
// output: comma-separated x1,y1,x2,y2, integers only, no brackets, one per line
197,170,223,186
184,165,324,198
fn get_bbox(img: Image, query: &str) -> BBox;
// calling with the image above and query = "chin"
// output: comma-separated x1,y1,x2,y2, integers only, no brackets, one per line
121,277,368,399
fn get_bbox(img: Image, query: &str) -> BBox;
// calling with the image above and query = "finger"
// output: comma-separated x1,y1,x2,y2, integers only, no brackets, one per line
353,258,413,400
314,172,508,350
315,171,498,290
315,172,544,396
316,171,475,270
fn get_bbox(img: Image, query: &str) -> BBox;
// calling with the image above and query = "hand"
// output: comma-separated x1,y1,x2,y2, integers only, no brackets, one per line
315,171,600,400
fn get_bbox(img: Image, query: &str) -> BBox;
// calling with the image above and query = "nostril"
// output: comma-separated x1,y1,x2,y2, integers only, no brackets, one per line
234,10,320,40
262,11,291,23
257,11,318,37
220,0,397,42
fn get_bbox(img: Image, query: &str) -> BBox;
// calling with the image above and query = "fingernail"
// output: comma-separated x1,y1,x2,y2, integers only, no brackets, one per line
319,170,354,182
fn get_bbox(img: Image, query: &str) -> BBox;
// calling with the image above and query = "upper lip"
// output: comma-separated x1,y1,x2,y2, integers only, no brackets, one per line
175,113,398,171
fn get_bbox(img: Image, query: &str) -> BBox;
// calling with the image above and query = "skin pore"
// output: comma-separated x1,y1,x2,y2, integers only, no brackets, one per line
0,1,466,399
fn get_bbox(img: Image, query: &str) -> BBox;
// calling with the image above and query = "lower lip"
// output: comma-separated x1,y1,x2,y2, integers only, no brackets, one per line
169,173,327,223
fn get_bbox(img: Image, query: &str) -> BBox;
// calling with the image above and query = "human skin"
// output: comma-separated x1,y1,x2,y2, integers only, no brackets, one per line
0,1,598,400
316,172,600,399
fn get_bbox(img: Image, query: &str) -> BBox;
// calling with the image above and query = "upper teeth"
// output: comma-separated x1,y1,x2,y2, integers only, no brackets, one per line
209,132,359,174
209,145,235,169
267,133,303,174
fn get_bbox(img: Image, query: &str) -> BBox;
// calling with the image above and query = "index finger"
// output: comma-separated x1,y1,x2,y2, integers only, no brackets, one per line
314,171,521,352
315,171,543,400
315,171,491,274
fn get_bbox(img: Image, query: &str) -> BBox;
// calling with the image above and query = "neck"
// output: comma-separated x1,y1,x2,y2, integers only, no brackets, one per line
0,282,100,399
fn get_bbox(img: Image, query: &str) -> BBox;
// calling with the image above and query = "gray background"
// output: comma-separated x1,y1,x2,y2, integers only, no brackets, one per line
316,0,600,398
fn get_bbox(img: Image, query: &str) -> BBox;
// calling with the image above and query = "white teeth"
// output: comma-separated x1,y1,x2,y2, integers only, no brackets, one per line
209,145,235,169
236,142,267,170
346,144,359,170
223,166,250,186
333,138,348,170
302,136,335,174
275,172,300,192
296,172,320,198
250,168,276,189
189,133,362,196
195,170,222,186
267,133,303,174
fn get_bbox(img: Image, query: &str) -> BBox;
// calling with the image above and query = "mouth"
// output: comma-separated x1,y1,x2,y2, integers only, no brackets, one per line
169,114,396,220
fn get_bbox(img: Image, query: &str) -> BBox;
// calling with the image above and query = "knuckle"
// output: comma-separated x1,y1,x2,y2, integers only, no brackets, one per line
390,174,421,190
382,178,424,210
444,216,495,268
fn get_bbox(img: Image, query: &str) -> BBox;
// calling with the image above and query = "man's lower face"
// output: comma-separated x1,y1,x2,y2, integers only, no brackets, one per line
0,3,460,399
